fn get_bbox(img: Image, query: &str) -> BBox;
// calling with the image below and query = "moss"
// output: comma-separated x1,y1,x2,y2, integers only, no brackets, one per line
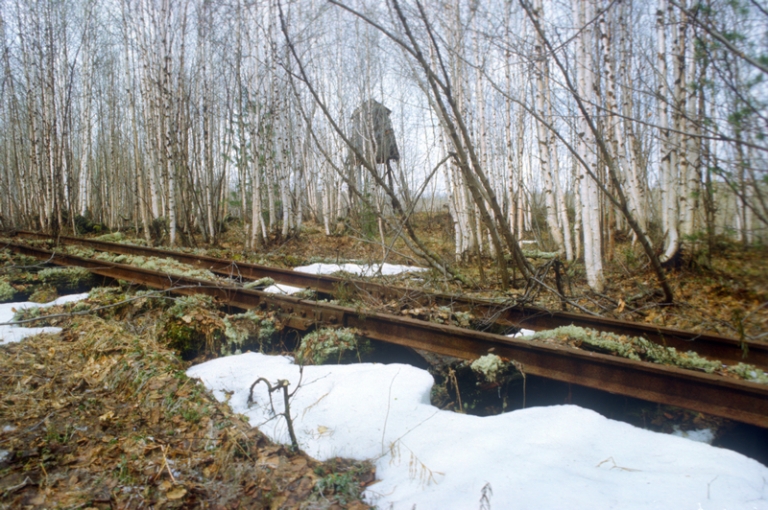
257,318,277,345
293,289,318,300
167,294,216,318
164,321,212,360
296,328,370,365
0,279,15,302
729,363,768,384
90,252,217,281
88,286,127,303
12,305,41,323
453,311,473,328
29,285,58,303
221,316,250,355
522,325,725,374
160,295,228,360
68,247,96,258
243,277,275,290
94,231,124,243
38,267,94,288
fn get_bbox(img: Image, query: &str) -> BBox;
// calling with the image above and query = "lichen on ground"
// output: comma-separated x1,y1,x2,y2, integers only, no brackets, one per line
28,284,58,303
0,278,15,302
295,327,370,365
470,354,506,383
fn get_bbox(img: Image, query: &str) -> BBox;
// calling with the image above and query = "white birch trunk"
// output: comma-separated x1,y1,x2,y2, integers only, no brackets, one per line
658,0,679,262
681,11,699,238
533,0,566,256
575,0,604,292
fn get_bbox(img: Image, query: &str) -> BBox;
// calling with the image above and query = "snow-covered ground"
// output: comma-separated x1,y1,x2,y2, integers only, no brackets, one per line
188,353,768,510
263,262,427,296
294,262,428,277
0,293,89,345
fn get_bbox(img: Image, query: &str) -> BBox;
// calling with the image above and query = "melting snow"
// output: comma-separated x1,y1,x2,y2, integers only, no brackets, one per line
294,262,427,277
261,262,427,296
0,293,89,345
188,353,768,509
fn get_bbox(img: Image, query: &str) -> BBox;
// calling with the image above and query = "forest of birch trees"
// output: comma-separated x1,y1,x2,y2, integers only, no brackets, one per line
0,0,766,299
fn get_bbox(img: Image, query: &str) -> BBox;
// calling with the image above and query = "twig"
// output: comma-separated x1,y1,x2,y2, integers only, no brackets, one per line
2,476,35,496
248,376,300,449
446,368,463,413
511,361,526,408
531,277,601,317
381,368,401,456
161,444,177,484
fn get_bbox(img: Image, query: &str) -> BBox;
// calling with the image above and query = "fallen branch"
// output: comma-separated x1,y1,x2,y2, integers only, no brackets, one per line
247,367,304,450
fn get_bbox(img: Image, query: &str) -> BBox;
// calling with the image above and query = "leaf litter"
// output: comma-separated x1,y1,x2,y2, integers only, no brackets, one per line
0,287,373,509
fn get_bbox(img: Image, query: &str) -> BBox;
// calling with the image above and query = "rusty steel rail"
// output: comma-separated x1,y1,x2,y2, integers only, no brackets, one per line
11,230,768,368
5,241,768,429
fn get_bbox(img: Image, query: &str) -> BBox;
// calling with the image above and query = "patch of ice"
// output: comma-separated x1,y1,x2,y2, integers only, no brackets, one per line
294,262,427,277
0,293,89,345
188,352,768,510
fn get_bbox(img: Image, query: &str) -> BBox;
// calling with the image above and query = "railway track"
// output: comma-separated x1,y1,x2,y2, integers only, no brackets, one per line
11,230,768,369
4,240,768,429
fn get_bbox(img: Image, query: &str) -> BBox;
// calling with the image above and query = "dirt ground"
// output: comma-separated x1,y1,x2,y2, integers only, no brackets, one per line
0,217,766,508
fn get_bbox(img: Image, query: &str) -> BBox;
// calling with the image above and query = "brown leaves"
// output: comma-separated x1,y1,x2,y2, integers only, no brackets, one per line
0,290,373,509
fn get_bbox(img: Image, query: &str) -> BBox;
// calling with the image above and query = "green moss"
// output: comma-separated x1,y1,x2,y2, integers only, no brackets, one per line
29,285,58,303
164,321,211,360
296,328,370,365
68,247,96,258
90,252,217,281
167,295,216,318
94,231,124,243
38,267,94,288
160,295,228,359
88,286,127,303
0,279,15,302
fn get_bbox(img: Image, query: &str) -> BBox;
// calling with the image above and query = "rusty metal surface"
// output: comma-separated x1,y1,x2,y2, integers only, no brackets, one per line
12,231,767,368
6,241,768,429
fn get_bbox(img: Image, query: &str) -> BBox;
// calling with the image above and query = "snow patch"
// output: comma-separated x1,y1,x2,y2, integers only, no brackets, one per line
262,284,304,295
294,262,427,277
0,293,89,345
188,352,768,510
